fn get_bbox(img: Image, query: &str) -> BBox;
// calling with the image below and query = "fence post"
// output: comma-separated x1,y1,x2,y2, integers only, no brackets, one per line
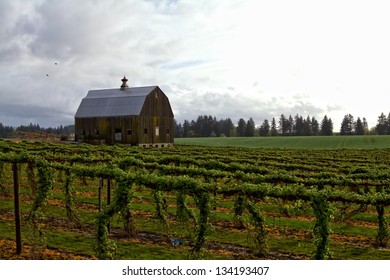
107,178,111,233
107,178,111,206
98,178,103,212
13,162,22,254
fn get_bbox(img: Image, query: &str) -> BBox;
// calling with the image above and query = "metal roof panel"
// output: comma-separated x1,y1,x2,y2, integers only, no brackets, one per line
75,86,157,118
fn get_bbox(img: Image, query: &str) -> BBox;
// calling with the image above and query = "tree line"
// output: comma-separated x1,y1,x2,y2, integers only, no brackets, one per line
2,111,390,139
0,122,74,138
175,112,390,137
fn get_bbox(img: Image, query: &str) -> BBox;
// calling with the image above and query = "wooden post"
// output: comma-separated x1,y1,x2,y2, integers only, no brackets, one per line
13,163,22,254
107,178,111,206
98,178,103,212
107,178,111,232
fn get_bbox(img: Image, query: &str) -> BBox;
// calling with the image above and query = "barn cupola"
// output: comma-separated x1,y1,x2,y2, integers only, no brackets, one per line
120,76,129,90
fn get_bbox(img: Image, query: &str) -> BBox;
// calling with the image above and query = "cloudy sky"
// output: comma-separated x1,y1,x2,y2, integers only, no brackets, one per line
1,0,390,130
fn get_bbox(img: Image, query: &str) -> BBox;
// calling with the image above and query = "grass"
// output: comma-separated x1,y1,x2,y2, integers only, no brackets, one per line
174,135,390,149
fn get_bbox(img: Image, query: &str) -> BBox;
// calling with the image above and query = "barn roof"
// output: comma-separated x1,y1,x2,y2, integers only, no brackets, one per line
75,86,157,118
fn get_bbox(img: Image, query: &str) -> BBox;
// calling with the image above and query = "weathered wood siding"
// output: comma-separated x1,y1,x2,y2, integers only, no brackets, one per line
75,116,140,145
138,88,174,145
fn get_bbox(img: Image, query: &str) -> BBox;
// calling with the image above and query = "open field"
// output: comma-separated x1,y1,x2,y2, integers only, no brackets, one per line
174,135,390,149
1,139,390,260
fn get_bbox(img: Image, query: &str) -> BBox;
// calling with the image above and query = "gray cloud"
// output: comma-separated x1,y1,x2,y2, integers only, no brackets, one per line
0,102,73,127
1,0,386,130
169,85,326,126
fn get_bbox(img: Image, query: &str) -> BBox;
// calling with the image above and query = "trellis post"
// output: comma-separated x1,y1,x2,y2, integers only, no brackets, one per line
98,178,103,211
107,178,111,232
13,162,22,254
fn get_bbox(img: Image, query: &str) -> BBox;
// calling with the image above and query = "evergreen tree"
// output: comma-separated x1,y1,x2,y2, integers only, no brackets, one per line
294,115,304,136
388,113,390,134
0,122,15,137
219,118,234,137
340,114,355,135
211,116,219,137
287,115,294,135
279,114,288,135
303,116,312,136
237,118,246,137
270,118,278,136
362,117,369,134
311,117,319,135
245,118,255,136
182,120,190,137
376,112,388,135
355,117,365,135
259,119,270,136
174,120,183,138
320,115,333,135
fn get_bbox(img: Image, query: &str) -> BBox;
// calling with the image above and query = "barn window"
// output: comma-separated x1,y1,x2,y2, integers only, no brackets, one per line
127,129,132,135
166,129,170,134
81,129,85,135
144,128,148,134
155,127,159,136
94,129,99,135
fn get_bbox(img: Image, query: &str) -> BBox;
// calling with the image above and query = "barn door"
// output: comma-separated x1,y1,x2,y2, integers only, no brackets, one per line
114,128,122,142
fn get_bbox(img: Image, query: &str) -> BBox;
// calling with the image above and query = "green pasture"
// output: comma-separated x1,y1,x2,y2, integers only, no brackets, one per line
174,135,390,149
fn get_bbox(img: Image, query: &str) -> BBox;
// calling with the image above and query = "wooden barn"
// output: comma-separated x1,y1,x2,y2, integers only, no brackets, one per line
74,77,174,147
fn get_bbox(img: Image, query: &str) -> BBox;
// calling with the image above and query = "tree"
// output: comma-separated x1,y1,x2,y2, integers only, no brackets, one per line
259,119,270,136
340,114,355,135
294,115,304,136
181,120,190,137
220,118,234,137
320,115,333,135
270,118,278,136
311,117,319,135
0,122,15,138
174,120,183,138
355,117,365,135
245,118,255,137
376,112,388,135
278,114,288,135
303,116,312,136
237,118,246,137
362,117,369,134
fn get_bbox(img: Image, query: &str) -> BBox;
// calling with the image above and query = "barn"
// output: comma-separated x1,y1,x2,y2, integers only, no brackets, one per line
74,77,174,147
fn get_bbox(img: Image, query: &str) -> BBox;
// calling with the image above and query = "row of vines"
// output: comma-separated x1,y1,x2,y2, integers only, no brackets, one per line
1,139,390,259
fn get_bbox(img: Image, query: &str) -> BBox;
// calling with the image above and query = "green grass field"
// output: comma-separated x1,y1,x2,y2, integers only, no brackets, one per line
174,135,390,149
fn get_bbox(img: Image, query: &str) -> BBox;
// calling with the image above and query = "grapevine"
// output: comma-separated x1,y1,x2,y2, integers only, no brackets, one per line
26,161,37,196
1,140,390,260
311,191,332,260
190,190,211,259
246,201,268,257
64,169,81,226
176,190,196,224
0,161,5,194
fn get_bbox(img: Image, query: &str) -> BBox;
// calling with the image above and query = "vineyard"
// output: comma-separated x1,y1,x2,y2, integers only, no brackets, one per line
0,139,390,260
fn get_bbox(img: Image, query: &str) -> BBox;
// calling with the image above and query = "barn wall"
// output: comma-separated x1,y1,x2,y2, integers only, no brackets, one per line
75,117,110,144
139,88,174,145
75,116,140,145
